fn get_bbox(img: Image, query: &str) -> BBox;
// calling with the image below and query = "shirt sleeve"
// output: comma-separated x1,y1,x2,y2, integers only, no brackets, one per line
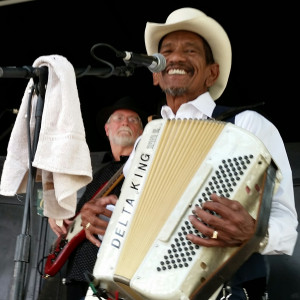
235,110,298,255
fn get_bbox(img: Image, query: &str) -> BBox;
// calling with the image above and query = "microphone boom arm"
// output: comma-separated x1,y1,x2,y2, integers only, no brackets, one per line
0,65,134,79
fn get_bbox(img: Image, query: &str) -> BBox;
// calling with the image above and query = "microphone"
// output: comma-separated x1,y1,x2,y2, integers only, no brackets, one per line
120,51,166,73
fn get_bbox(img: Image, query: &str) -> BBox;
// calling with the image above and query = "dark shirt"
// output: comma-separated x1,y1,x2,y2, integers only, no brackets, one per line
65,153,128,283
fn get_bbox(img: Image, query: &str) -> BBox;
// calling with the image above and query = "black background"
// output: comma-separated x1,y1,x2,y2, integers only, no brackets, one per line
0,1,297,156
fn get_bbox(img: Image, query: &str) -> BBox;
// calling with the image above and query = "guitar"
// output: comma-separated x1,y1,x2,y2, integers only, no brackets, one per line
43,164,125,278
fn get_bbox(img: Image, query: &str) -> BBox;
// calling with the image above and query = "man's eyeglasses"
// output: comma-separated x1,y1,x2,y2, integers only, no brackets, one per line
109,114,141,124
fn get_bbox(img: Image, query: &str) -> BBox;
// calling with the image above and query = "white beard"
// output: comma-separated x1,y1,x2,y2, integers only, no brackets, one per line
109,127,136,147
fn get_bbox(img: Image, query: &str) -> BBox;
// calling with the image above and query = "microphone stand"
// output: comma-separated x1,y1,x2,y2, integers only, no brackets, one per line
9,66,47,300
0,64,133,300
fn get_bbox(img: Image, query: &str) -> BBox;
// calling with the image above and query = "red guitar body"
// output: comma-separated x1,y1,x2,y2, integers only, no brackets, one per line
44,214,85,277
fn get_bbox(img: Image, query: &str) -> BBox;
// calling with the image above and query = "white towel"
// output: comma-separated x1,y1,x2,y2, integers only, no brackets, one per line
0,55,93,220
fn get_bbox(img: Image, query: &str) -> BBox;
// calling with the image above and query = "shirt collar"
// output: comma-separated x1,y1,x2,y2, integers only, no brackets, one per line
161,92,216,119
103,152,129,163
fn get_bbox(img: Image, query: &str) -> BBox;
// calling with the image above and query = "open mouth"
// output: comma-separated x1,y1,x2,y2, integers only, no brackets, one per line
167,69,187,75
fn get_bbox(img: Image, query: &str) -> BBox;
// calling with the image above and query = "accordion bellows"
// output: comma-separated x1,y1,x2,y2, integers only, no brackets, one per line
91,119,281,300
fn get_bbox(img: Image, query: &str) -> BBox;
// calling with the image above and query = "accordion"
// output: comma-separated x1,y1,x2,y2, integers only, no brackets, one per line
89,119,281,300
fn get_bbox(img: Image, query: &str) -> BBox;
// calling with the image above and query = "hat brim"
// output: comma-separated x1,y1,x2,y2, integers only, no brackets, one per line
144,12,232,100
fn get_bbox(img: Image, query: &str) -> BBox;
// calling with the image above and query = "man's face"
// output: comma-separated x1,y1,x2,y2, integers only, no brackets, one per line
105,109,143,147
153,30,219,99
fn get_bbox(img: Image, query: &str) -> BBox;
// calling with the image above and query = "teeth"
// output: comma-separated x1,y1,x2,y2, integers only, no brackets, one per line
168,69,186,75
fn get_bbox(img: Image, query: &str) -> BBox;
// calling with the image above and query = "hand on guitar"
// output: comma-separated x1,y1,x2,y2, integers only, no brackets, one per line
187,193,256,248
48,218,73,237
80,194,118,247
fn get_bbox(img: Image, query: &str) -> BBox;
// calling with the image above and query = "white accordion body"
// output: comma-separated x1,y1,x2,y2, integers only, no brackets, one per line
90,119,281,300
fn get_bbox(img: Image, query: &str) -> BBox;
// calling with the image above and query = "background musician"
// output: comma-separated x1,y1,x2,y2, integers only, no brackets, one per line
122,7,298,299
47,96,146,300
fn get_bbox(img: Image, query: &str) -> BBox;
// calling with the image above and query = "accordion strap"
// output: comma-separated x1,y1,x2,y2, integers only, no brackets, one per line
214,102,265,122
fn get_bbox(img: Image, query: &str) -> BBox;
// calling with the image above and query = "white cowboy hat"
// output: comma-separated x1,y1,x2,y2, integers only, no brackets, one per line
144,7,232,100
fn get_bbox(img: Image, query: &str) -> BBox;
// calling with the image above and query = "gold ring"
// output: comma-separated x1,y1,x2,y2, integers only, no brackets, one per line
211,230,218,239
85,222,91,230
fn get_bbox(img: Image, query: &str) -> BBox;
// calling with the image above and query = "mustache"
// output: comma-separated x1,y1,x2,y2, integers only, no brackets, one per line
117,126,133,135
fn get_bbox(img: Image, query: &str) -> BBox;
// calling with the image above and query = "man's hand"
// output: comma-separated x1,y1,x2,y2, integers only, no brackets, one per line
187,193,256,247
48,218,73,237
80,194,118,247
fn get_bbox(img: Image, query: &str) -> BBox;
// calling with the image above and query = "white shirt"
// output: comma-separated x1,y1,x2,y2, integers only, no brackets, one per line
124,92,298,256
